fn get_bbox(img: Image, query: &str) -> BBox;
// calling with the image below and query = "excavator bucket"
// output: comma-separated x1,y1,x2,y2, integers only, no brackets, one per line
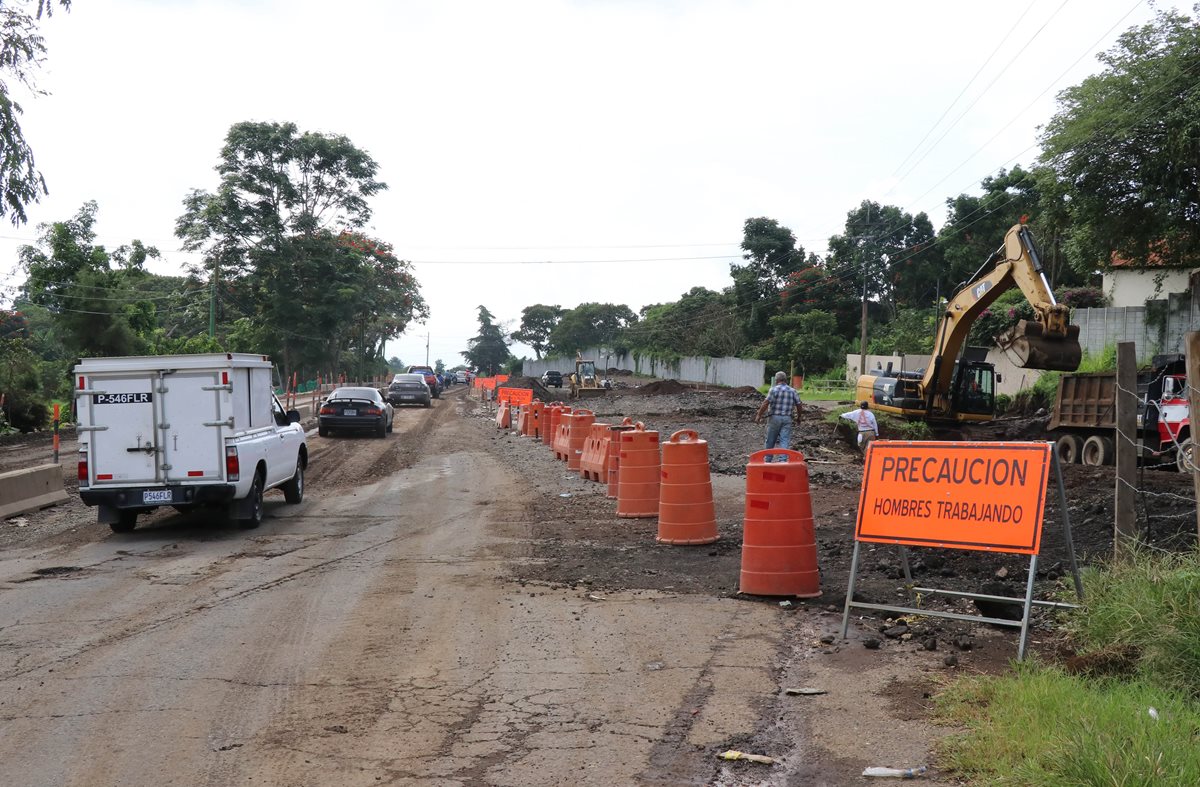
1003,320,1082,371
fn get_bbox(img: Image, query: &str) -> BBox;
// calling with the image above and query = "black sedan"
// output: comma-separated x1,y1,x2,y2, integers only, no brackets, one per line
318,387,394,438
387,374,432,408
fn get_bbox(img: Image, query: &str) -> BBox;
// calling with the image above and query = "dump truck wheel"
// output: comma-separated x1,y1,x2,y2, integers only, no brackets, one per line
1176,437,1195,473
1082,435,1114,466
1055,434,1084,464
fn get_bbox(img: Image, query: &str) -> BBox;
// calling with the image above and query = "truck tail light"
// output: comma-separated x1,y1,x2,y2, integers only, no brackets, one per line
77,452,89,486
225,446,240,482
319,405,335,415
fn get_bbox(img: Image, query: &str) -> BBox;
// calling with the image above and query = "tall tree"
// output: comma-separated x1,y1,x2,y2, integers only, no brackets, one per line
461,306,511,374
1040,7,1200,271
729,218,807,345
0,0,70,225
625,287,741,357
510,304,564,359
825,201,940,318
548,302,637,355
175,122,417,380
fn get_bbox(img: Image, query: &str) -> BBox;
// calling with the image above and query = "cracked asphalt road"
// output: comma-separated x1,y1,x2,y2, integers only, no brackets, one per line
0,389,781,786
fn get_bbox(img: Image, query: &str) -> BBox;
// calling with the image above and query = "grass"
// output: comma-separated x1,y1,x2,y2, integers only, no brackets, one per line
934,549,1200,785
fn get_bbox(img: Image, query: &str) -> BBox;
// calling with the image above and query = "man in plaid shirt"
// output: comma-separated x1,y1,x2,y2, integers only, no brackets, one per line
754,371,803,462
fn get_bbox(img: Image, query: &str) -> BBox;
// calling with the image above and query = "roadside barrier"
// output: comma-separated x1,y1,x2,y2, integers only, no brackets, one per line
565,409,595,471
516,403,532,435
617,425,660,519
657,429,719,545
739,449,820,598
606,419,640,498
544,403,569,447
527,401,545,439
553,410,576,461
0,464,68,519
495,401,512,430
577,421,612,481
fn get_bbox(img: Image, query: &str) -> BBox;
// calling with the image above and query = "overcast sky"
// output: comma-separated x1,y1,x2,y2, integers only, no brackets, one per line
0,0,1187,367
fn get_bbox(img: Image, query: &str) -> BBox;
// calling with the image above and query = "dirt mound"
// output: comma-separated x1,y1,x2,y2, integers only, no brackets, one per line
632,379,690,396
725,386,763,398
498,376,554,403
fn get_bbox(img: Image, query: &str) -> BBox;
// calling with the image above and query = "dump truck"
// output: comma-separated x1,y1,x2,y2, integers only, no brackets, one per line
1050,353,1192,470
855,223,1082,423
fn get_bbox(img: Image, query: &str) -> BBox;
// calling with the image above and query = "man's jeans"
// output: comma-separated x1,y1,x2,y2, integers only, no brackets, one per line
763,415,792,462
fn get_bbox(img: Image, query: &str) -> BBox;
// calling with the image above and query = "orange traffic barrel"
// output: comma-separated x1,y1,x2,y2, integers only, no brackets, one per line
566,409,595,471
495,401,511,430
740,449,820,598
657,430,718,545
543,403,569,447
527,401,545,439
617,425,660,518
606,419,639,497
578,422,612,481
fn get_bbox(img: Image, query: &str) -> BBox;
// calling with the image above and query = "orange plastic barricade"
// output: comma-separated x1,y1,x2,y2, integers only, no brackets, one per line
739,449,820,598
544,404,569,447
495,401,511,430
617,425,660,518
577,422,612,481
516,404,531,435
565,409,595,471
606,419,640,498
553,410,576,461
657,430,719,545
526,401,544,439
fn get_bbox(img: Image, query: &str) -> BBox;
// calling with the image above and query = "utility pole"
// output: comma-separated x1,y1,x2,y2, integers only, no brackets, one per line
1114,341,1138,557
208,266,217,338
858,204,871,378
425,332,431,366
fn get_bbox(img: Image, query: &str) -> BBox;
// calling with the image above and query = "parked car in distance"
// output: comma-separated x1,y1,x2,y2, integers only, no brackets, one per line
319,387,394,438
541,370,563,388
455,370,470,384
407,365,442,398
388,374,431,408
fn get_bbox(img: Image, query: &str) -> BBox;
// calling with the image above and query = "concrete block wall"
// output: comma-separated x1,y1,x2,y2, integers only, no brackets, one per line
523,349,766,389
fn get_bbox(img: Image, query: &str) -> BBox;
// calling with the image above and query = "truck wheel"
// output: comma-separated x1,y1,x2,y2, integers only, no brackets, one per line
1082,435,1115,466
1056,434,1084,464
110,510,138,534
239,473,265,529
282,458,304,504
1176,437,1195,473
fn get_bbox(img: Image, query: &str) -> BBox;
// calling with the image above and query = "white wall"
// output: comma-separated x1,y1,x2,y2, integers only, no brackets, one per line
524,349,766,389
1102,268,1192,307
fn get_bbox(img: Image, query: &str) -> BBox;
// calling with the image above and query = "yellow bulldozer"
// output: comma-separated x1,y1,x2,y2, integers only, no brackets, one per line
569,352,608,400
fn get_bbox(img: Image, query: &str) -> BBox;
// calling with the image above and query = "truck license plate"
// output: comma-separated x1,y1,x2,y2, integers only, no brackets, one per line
343,409,357,416
143,489,172,504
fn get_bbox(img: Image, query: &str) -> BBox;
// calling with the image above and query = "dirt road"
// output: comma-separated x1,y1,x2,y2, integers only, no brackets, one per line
0,390,803,786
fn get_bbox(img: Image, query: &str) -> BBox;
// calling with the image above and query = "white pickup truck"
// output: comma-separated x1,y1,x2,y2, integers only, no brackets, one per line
73,353,308,533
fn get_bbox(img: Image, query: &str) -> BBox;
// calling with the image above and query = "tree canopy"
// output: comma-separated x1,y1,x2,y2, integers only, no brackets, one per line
461,306,511,374
510,304,564,359
1040,7,1200,270
0,0,71,225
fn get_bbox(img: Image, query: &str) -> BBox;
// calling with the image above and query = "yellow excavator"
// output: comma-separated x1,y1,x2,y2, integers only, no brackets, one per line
569,352,608,399
855,223,1082,423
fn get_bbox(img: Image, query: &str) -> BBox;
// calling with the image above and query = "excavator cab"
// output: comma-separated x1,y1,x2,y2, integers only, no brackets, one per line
952,362,996,417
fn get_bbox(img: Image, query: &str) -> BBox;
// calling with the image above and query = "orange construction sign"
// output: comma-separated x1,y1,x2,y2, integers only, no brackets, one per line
855,441,1052,555
495,374,510,383
479,377,497,391
497,387,534,406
